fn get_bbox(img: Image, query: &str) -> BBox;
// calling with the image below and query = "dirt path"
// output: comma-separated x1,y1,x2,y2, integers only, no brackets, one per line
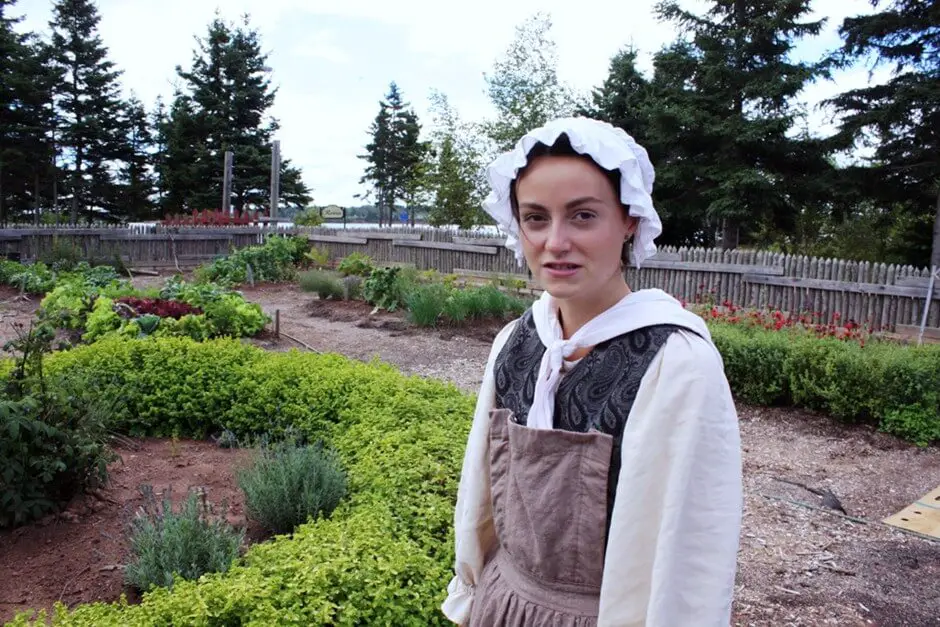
242,283,940,627
1,278,938,626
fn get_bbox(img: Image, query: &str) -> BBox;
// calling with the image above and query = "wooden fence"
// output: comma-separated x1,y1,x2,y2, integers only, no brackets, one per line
0,224,937,333
0,226,266,270
306,227,940,333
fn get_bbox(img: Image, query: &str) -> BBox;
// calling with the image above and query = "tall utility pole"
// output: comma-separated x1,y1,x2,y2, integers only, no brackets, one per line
222,151,234,215
270,140,281,219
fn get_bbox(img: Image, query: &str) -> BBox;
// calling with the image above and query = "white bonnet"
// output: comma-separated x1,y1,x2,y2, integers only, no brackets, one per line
481,116,663,268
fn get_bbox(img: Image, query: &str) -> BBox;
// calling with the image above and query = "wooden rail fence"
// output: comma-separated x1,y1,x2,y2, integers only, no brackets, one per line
0,225,936,333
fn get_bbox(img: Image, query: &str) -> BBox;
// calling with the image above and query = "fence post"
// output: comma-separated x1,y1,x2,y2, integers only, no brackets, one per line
222,151,234,215
918,266,939,345
270,140,281,219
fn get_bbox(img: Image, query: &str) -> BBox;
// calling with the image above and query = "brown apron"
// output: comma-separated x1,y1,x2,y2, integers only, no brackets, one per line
469,408,613,626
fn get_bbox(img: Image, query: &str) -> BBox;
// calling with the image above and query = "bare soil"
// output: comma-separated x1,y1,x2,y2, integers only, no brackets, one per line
1,278,939,626
0,438,262,624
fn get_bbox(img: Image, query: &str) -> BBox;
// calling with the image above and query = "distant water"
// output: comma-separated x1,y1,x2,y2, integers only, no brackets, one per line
127,221,504,237
317,222,502,235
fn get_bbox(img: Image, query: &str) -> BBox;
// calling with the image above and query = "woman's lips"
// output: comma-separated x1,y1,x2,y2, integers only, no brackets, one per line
543,262,581,278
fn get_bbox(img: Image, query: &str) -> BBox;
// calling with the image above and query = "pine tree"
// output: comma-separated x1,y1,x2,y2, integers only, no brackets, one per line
584,47,653,142
359,82,429,226
49,0,130,224
0,0,57,224
114,95,157,220
825,0,940,268
162,14,310,215
654,0,831,248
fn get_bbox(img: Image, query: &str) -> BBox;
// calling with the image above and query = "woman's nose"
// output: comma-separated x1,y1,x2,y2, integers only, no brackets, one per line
544,221,571,253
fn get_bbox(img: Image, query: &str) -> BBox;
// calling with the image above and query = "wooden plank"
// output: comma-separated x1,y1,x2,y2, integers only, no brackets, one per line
0,235,24,241
307,235,368,245
743,274,940,300
883,485,940,540
453,236,508,247
453,268,532,283
895,324,940,341
636,260,785,275
0,228,132,236
649,251,682,262
99,233,233,241
345,232,422,241
394,239,498,255
896,276,936,288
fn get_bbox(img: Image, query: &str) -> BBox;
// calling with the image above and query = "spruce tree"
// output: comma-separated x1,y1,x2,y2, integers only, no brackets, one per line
0,0,57,224
359,82,429,226
826,0,940,268
49,0,129,223
115,95,157,220
161,14,310,215
653,0,831,248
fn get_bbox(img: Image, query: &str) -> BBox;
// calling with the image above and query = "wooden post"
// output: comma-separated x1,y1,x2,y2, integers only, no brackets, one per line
222,151,234,215
270,140,281,219
918,266,939,346
275,308,280,339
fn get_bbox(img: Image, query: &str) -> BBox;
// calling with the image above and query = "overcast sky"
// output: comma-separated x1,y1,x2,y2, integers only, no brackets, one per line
13,0,887,206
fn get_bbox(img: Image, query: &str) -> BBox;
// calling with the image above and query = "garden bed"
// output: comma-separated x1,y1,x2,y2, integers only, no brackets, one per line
1,276,939,626
0,438,262,624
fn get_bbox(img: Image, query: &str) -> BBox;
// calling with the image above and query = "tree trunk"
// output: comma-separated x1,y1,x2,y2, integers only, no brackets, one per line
34,173,41,226
0,159,5,227
720,217,740,249
927,188,940,268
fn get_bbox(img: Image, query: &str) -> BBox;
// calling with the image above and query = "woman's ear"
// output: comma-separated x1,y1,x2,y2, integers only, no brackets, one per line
624,213,639,239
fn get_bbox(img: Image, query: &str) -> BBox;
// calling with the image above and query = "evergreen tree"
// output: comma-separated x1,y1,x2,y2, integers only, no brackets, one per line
653,0,831,248
161,14,310,215
49,0,129,224
114,95,157,220
584,47,654,142
0,1,57,224
156,92,208,214
424,90,487,229
358,82,429,226
825,0,940,268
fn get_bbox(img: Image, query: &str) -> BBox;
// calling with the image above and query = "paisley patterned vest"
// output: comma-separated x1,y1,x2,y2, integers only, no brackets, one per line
493,309,681,536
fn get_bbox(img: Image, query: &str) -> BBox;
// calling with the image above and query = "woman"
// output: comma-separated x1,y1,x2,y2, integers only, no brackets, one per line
442,117,742,626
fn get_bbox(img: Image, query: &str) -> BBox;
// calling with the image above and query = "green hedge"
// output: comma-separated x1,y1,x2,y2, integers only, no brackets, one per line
710,322,940,445
8,338,472,626
6,320,940,625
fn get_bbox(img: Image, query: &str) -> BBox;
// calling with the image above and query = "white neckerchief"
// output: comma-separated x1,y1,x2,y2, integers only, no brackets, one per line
527,288,713,430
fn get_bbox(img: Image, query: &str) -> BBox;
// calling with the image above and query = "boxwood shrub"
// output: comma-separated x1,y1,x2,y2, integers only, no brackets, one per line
7,338,472,626
5,322,939,625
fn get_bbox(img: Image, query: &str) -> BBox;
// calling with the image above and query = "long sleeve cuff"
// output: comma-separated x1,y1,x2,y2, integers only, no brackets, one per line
441,574,475,625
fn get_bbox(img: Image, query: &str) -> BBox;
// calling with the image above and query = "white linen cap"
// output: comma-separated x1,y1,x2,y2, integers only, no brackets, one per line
481,117,663,268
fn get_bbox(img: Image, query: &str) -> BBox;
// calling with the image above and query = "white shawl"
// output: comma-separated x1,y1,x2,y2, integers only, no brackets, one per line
442,289,742,626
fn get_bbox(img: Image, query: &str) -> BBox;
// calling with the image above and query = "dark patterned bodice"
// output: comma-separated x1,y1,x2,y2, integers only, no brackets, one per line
493,309,680,532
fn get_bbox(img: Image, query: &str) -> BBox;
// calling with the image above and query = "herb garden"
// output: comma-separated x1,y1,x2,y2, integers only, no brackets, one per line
1,234,938,626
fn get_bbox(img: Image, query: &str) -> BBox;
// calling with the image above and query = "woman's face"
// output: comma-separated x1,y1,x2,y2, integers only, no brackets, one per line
515,155,636,304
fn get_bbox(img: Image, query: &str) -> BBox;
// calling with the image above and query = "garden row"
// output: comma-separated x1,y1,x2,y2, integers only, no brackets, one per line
0,235,316,346
1,327,937,623
5,337,473,625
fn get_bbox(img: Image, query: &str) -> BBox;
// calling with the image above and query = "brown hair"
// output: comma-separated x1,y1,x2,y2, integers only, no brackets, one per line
508,133,632,266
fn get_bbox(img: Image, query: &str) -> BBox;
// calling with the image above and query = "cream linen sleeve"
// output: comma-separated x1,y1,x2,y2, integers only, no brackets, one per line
598,329,743,627
441,320,518,625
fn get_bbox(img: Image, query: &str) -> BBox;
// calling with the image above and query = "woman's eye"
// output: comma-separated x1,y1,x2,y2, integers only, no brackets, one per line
573,211,596,221
522,213,547,223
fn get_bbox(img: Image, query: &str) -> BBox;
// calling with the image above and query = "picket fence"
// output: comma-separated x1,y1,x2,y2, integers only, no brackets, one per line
0,224,936,334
